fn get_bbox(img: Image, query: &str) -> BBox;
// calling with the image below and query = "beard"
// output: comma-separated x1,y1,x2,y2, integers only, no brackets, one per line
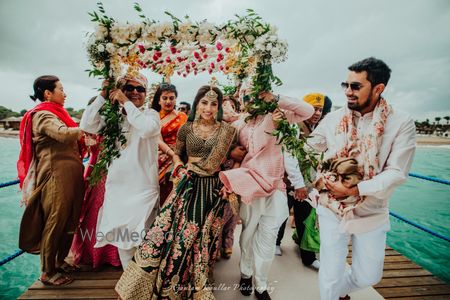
347,93,372,112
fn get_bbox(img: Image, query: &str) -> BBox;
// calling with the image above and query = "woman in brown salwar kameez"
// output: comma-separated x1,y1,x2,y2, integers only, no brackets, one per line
17,75,85,286
116,84,237,300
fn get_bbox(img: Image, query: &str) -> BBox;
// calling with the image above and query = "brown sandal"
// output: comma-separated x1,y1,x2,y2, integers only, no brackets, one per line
40,272,74,286
57,262,81,273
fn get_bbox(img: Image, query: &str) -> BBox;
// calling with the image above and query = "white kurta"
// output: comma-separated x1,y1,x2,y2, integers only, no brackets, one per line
80,96,160,249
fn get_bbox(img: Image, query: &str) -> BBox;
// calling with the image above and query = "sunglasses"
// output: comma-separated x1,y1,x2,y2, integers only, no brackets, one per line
341,82,363,91
123,84,146,93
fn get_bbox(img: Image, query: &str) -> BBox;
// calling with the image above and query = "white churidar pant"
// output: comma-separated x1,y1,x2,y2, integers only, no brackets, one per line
317,205,389,300
239,189,289,293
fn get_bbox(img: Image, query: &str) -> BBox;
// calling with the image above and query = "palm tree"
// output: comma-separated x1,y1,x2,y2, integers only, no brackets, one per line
444,116,450,125
435,117,441,125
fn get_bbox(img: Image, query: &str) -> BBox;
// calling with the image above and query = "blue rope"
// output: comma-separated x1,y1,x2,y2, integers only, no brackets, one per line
0,179,20,188
390,211,450,242
0,249,25,267
409,173,450,185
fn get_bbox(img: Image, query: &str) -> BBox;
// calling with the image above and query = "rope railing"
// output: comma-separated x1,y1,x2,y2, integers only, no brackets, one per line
409,172,450,185
0,171,448,266
0,179,20,188
389,211,450,242
0,249,25,267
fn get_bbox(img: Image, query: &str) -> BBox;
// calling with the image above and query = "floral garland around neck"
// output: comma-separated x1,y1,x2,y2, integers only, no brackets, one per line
85,2,317,183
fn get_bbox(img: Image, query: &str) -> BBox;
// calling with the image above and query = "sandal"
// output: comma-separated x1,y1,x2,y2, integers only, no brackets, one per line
40,272,74,286
57,262,81,273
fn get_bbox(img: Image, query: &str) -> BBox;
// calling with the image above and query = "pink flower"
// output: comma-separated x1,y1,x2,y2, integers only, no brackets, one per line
194,51,200,59
217,53,224,61
208,68,212,74
138,45,146,54
200,47,206,53
165,56,171,63
216,42,223,51
210,62,215,69
219,65,224,71
191,62,196,67
203,53,208,59
170,46,177,54
225,47,230,53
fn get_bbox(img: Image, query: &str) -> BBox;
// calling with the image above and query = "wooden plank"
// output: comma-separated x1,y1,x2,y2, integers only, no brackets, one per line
347,256,412,264
348,249,401,256
374,276,445,288
29,279,118,290
70,271,122,280
382,269,433,278
17,288,118,299
383,255,412,263
382,262,422,270
376,285,450,297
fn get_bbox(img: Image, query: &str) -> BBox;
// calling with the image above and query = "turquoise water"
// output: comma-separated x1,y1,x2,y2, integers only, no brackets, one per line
0,137,449,299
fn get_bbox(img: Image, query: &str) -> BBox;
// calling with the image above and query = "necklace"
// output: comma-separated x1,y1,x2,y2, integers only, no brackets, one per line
193,120,220,140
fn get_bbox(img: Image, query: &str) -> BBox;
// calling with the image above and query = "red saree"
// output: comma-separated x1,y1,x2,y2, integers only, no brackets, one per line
158,111,187,204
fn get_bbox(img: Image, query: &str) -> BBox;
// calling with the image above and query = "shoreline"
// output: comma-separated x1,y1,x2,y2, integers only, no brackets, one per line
1,130,450,146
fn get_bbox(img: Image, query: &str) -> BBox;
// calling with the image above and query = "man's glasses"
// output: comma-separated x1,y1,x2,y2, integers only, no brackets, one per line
123,84,146,93
341,82,363,91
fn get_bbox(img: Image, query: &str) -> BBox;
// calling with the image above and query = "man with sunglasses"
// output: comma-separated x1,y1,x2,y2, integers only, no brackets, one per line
177,101,191,115
80,73,161,269
309,57,416,300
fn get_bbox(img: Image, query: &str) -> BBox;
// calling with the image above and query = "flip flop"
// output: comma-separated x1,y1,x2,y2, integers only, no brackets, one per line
39,272,74,286
57,262,81,273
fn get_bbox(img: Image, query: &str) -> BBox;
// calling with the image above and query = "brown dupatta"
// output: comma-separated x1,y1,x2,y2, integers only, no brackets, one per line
189,122,236,176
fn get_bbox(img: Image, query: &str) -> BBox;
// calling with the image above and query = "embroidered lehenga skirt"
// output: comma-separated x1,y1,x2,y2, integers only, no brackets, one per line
116,171,226,300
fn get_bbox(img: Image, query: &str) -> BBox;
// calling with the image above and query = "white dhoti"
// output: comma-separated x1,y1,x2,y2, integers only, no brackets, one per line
317,204,389,300
239,189,289,293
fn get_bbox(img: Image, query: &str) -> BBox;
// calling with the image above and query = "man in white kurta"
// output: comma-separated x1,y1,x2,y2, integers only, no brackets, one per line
309,58,416,300
80,74,160,268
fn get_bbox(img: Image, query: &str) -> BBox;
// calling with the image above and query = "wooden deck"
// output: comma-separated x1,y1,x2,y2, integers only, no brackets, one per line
18,226,449,299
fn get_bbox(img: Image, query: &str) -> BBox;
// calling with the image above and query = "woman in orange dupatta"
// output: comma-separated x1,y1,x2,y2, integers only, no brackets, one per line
151,83,188,204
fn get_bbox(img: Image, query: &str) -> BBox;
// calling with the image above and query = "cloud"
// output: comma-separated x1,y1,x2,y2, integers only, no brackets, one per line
0,0,449,120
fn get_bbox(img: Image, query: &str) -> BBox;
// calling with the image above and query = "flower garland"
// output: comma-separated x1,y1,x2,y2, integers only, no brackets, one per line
86,3,317,184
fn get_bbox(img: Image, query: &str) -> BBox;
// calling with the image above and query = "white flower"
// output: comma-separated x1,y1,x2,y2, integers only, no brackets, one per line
97,44,105,52
265,43,273,51
270,47,281,58
105,43,115,54
94,25,108,41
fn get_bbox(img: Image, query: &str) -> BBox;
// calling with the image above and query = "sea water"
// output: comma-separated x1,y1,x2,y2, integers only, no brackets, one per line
0,137,449,299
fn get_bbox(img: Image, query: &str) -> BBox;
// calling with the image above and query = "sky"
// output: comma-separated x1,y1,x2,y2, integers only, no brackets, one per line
0,0,449,121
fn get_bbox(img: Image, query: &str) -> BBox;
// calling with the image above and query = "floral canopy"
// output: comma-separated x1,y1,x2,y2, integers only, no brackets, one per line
85,3,317,184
